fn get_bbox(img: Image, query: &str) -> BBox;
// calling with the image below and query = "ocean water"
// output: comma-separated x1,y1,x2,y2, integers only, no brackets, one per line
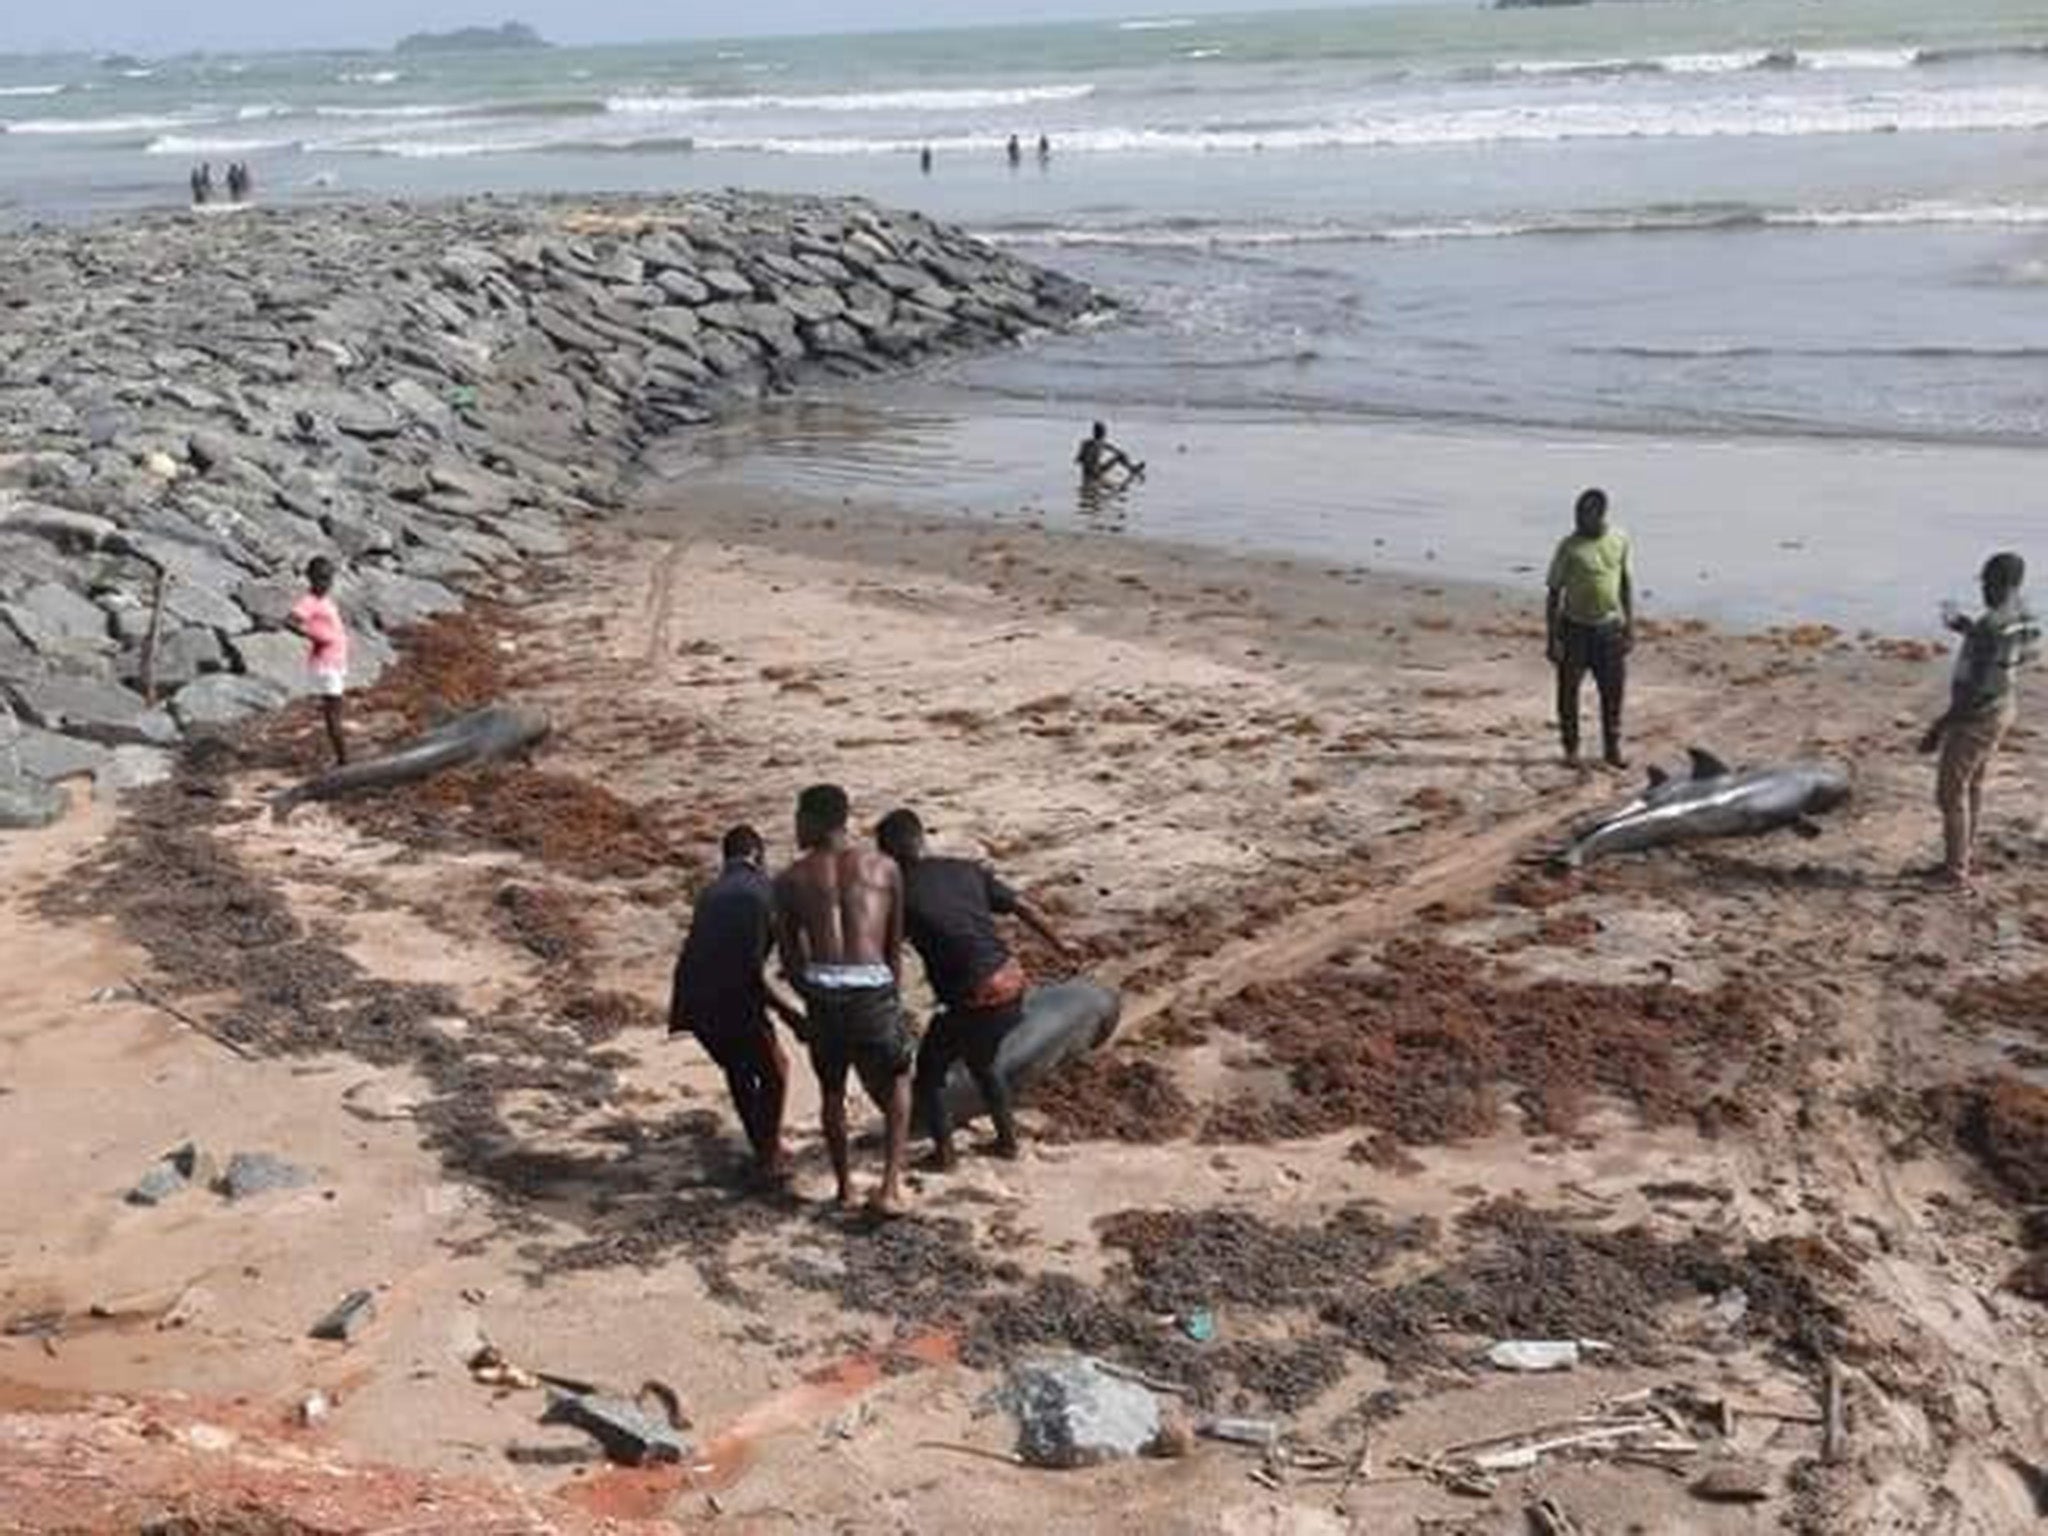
4,0,2044,622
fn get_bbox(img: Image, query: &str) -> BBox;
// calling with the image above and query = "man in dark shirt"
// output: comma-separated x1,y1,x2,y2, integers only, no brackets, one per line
876,807,1073,1169
670,825,800,1183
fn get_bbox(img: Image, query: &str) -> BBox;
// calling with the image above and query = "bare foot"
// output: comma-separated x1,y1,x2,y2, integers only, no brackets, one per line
834,1183,857,1210
864,1187,907,1220
916,1147,956,1173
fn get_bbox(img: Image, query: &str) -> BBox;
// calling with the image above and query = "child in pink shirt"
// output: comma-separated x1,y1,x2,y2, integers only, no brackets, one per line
287,556,349,765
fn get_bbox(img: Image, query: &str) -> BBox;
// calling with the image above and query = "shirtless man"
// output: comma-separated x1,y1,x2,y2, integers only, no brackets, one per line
774,784,914,1214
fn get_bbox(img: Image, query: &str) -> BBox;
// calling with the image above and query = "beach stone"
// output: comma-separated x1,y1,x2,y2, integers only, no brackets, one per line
3,580,113,656
234,576,300,628
160,575,254,637
1000,1356,1163,1469
873,261,929,297
699,267,755,301
0,498,121,555
425,456,516,514
645,306,702,349
170,673,291,731
1691,1460,1773,1503
780,284,845,325
534,305,611,354
540,1393,686,1466
330,394,405,441
0,768,66,829
125,1143,207,1207
148,624,227,687
185,430,239,474
97,744,175,796
14,727,111,783
228,631,313,694
386,377,454,436
652,269,710,306
5,675,177,746
352,568,461,629
217,1151,314,1201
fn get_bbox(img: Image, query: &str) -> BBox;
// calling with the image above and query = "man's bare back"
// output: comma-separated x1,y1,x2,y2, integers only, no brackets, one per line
775,845,901,977
774,785,914,1216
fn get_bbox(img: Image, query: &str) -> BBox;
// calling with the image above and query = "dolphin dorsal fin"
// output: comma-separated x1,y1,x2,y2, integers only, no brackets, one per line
1687,747,1732,780
1646,766,1669,789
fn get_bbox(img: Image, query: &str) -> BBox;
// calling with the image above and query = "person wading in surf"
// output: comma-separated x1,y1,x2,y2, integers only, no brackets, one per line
670,825,805,1184
1921,551,2039,889
1076,420,1141,486
876,807,1074,1170
1546,487,1634,770
775,784,914,1216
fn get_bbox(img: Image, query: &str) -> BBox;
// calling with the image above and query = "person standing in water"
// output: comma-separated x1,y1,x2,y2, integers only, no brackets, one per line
1036,133,1051,167
1075,420,1140,486
286,555,349,766
1921,551,2039,888
919,145,933,175
1006,134,1022,168
1545,487,1634,770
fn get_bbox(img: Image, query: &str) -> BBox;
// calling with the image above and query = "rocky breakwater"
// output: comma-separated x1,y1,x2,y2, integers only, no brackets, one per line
0,193,1095,827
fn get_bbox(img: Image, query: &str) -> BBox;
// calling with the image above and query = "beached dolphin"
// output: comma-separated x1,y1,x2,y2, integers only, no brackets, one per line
271,704,550,821
1556,749,1850,868
912,978,1122,1136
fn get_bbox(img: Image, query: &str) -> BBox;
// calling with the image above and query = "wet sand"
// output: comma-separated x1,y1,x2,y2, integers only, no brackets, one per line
2,480,2047,1533
651,392,2044,634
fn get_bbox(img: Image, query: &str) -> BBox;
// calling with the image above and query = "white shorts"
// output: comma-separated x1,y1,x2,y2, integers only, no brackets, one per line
310,667,346,699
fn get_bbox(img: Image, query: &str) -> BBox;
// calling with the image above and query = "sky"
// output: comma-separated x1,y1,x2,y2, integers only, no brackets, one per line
2,0,1418,57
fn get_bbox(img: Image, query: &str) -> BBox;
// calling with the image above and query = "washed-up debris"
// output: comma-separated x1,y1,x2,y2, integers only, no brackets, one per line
1484,1338,1610,1373
296,1391,332,1428
1691,1459,1773,1503
999,1354,1168,1468
1177,1308,1217,1344
468,1343,540,1392
216,1151,314,1201
1196,1416,1282,1450
309,1289,376,1343
1527,1496,1586,1535
1402,1396,1704,1492
125,1142,209,1206
540,1388,688,1466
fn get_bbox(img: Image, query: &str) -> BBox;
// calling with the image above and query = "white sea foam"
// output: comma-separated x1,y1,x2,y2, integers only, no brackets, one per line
1118,17,1195,30
689,84,2048,156
605,82,1094,115
2,113,197,135
0,84,66,98
1801,48,1920,71
146,132,300,156
977,199,2048,249
337,70,403,86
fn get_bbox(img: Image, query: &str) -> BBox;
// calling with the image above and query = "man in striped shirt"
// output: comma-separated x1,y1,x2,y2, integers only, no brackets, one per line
1921,551,2039,888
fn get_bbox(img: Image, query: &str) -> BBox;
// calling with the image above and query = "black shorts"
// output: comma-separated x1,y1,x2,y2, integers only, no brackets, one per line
689,1004,774,1076
804,984,914,1100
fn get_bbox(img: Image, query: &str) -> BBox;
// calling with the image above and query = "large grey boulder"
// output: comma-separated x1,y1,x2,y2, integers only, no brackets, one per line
170,672,291,731
97,744,175,796
351,569,461,630
999,1356,1165,1469
5,675,178,747
227,631,314,694
3,580,113,656
0,769,66,829
14,727,111,783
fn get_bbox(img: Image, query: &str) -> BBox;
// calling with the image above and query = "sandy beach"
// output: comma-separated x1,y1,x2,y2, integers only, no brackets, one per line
4,456,2047,1532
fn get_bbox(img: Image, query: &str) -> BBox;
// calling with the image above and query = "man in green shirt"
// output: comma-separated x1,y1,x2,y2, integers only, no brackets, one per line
1920,551,2039,888
1545,487,1635,769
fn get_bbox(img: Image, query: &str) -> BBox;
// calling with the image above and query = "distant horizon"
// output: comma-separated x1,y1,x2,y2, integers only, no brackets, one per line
0,0,1447,61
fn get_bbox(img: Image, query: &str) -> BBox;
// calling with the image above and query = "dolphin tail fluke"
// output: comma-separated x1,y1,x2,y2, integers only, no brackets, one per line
1646,765,1669,789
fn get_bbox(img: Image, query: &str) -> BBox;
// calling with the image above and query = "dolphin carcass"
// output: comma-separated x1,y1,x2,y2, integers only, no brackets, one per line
271,705,550,821
1556,749,1850,868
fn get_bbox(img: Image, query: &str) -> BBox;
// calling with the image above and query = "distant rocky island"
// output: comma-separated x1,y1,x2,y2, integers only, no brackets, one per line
1493,0,1598,8
394,22,549,53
